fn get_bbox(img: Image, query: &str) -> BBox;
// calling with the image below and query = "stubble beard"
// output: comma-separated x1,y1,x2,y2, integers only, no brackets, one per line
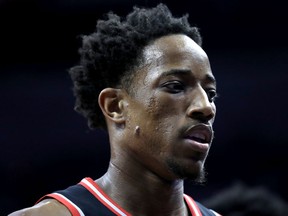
166,159,207,184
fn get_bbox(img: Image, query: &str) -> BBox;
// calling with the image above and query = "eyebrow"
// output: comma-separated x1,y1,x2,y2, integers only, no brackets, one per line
160,69,191,77
160,69,217,85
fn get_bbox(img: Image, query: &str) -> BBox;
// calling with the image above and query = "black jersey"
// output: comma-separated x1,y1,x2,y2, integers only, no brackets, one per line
38,177,220,216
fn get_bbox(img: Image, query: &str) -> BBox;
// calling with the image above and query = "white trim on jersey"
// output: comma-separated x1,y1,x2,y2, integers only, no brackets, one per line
81,178,129,216
53,193,85,216
210,209,222,216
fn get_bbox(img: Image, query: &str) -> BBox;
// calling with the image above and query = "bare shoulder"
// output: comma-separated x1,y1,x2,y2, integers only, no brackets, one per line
8,199,71,216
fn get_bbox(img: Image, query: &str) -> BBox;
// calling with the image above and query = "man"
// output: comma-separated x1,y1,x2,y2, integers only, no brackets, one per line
9,3,220,216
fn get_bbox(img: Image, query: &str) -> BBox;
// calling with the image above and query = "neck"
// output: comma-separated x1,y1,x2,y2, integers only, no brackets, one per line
96,160,189,216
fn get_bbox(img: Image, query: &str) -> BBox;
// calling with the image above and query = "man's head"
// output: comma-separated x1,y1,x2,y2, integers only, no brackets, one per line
70,4,217,182
69,3,202,129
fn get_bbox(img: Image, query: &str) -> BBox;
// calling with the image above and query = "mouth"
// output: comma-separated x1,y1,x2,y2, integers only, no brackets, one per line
183,124,213,153
184,124,213,144
186,132,207,143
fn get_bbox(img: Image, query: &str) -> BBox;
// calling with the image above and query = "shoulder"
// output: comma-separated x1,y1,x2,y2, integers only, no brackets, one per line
8,199,71,216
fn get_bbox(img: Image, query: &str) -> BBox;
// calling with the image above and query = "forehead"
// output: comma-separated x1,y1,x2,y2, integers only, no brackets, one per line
139,34,214,81
144,34,206,61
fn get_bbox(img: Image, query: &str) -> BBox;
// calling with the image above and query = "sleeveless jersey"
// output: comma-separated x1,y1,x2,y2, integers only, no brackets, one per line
37,177,221,216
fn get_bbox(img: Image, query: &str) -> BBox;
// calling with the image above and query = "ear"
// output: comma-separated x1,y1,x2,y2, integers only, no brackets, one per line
98,88,126,125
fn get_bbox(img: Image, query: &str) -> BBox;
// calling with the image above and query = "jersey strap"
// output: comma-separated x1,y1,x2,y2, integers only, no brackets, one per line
40,193,85,216
79,177,132,216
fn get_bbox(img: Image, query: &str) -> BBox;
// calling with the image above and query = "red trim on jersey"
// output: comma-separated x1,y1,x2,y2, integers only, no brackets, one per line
79,177,132,216
36,177,209,216
184,194,203,216
37,193,82,216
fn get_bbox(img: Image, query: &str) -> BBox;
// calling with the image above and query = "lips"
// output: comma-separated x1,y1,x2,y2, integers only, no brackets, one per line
184,124,213,143
183,124,213,153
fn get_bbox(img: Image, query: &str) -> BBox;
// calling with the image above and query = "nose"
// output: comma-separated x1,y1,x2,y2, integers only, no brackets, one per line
186,87,216,123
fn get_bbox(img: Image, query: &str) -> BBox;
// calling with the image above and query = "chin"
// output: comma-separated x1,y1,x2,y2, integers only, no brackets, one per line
167,158,207,184
189,169,207,184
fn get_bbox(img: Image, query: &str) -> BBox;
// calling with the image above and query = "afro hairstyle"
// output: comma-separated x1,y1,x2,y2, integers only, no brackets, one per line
69,3,202,129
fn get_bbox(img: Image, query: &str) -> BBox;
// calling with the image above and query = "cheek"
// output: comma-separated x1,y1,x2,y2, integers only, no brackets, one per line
144,95,181,138
127,94,185,165
146,93,183,119
211,103,216,123
212,102,216,113
128,92,183,141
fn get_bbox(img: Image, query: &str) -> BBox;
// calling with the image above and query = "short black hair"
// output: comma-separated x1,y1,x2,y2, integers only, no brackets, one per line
69,3,202,129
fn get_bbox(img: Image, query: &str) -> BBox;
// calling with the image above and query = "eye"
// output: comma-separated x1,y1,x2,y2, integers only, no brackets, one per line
161,81,185,93
207,89,218,102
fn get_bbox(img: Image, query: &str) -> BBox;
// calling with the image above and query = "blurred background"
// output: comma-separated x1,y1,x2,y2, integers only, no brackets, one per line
1,0,288,214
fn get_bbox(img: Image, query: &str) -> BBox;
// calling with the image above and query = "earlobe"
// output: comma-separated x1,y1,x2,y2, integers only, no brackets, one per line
98,88,126,124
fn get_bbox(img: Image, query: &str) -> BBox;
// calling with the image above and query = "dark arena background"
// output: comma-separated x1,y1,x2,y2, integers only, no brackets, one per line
1,0,288,214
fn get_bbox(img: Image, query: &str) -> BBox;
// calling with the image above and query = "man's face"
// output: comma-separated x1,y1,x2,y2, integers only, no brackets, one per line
123,34,216,182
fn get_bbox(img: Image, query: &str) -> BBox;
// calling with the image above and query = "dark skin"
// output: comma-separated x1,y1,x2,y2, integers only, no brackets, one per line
9,34,217,216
